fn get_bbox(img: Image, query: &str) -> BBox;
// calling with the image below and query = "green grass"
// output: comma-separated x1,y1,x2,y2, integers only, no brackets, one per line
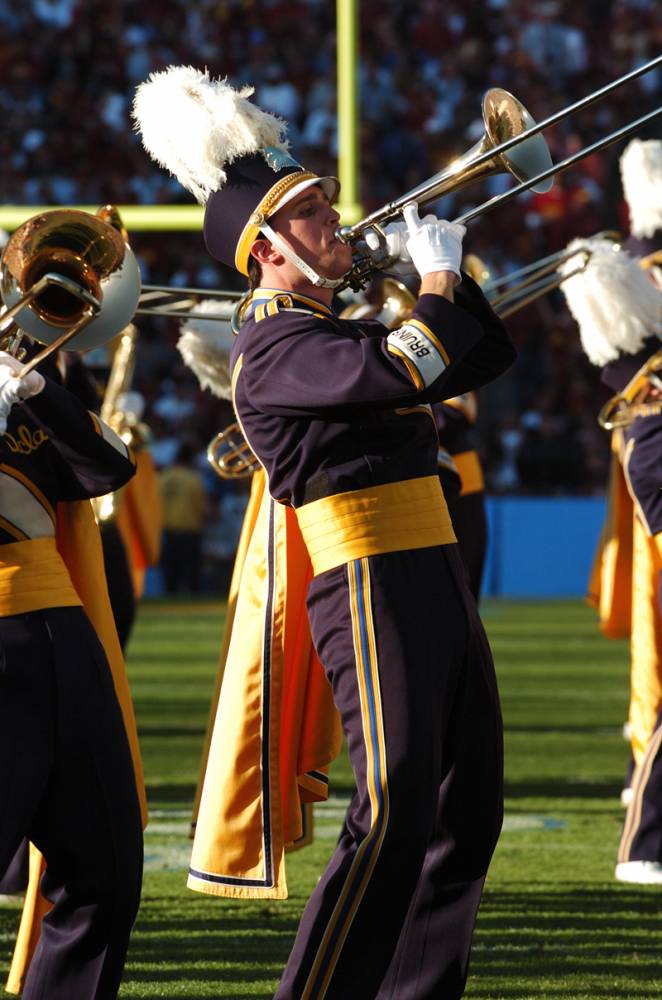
2,598,661,999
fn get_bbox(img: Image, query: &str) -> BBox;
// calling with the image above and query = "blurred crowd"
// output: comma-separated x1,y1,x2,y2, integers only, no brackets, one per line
1,0,660,582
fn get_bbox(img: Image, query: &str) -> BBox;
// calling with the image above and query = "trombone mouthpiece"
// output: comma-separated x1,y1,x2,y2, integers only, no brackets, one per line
336,225,354,245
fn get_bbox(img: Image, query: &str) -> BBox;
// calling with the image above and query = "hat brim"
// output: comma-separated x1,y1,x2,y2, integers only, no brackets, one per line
235,173,340,276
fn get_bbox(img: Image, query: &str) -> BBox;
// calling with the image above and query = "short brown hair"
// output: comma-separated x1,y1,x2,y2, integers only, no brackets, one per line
248,256,262,292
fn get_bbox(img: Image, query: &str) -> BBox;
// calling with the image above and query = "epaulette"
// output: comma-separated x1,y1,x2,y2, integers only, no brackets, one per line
252,292,333,323
253,294,295,323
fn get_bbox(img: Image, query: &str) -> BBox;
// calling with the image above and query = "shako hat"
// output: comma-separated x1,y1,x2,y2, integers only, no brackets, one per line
600,337,662,393
132,66,339,275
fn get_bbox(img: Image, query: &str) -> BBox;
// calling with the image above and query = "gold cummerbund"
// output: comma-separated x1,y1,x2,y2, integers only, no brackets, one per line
295,475,456,576
454,450,485,496
0,538,81,617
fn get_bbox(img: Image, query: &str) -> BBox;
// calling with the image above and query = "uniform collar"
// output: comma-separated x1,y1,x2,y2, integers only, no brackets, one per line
247,287,334,318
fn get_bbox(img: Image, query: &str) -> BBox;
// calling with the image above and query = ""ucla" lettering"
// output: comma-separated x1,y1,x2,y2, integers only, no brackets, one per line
4,424,48,455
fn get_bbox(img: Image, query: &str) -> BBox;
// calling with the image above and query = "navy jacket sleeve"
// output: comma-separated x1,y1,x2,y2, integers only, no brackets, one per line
19,377,136,499
240,274,515,419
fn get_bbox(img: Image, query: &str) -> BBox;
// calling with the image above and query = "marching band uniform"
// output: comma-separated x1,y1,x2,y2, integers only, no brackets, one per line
134,67,514,998
0,349,145,997
600,344,662,882
560,137,662,884
229,282,512,999
611,152,662,878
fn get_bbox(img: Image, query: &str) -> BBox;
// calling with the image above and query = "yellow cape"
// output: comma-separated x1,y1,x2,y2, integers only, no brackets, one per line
587,432,633,639
116,449,163,599
587,431,662,766
188,470,342,899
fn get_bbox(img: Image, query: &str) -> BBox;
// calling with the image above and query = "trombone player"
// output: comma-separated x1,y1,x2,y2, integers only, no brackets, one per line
0,210,147,998
560,137,662,884
0,343,145,998
135,65,515,999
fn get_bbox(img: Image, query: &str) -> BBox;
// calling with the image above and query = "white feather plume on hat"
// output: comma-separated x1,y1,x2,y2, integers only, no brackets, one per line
559,236,662,366
132,66,289,204
619,138,662,239
177,299,236,398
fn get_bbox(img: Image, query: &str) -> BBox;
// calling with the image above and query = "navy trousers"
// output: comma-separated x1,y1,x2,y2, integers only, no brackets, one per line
618,704,662,864
0,606,143,1000
275,544,503,1000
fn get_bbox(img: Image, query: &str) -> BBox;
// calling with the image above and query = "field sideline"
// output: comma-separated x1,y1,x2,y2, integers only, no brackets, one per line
1,598,660,999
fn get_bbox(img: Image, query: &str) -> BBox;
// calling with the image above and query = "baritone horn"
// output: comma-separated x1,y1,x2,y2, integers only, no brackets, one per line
0,209,141,374
207,424,260,479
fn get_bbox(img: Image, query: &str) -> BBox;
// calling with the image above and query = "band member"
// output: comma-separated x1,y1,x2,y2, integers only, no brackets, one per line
433,393,488,600
77,339,162,649
135,66,515,998
601,343,662,885
560,145,662,884
0,344,146,997
611,138,662,883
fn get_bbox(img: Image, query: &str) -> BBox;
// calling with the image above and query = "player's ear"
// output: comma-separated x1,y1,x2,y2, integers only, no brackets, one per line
250,238,281,265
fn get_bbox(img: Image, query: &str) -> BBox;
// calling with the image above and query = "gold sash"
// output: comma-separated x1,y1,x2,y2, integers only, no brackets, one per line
0,538,81,616
296,475,456,577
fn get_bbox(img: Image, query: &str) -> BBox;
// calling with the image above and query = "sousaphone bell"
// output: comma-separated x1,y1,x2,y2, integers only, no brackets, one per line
0,208,141,373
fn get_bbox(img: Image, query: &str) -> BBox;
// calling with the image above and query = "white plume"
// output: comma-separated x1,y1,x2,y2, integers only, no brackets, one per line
620,139,662,239
177,299,236,398
559,236,662,366
132,66,289,204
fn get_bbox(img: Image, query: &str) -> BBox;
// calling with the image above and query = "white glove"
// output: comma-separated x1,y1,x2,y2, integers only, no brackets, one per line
365,221,417,276
403,203,466,281
0,351,45,435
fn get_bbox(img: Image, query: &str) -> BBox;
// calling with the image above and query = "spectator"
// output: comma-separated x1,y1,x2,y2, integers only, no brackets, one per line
158,442,207,594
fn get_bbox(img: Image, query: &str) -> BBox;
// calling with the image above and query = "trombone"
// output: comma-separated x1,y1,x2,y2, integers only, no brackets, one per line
136,285,244,321
479,231,622,319
338,55,662,290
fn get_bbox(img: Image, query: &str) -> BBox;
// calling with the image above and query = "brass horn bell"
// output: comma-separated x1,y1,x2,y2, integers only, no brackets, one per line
207,423,260,480
0,209,141,355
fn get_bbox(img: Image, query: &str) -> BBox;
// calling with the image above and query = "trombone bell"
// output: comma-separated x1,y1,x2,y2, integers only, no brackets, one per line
483,89,553,195
0,209,141,352
420,88,554,203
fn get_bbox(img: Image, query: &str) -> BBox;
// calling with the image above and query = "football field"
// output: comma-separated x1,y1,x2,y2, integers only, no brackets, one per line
2,598,660,999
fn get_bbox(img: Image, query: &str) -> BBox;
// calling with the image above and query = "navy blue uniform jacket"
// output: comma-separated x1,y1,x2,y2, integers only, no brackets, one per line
231,273,515,508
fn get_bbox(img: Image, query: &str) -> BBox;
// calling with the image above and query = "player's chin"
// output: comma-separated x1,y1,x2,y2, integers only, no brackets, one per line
327,243,353,273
